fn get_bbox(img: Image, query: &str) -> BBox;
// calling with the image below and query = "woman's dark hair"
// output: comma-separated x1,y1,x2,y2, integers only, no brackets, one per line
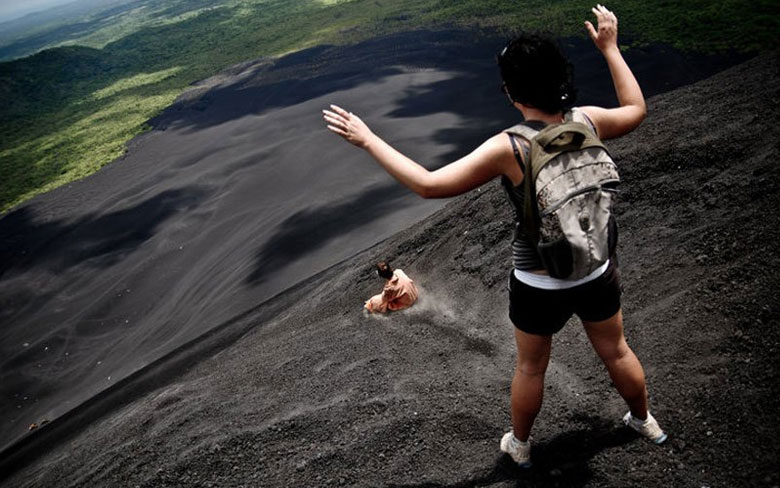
376,261,394,280
497,34,577,114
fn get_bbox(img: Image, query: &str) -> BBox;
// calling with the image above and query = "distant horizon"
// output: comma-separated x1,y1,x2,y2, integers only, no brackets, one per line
0,0,78,24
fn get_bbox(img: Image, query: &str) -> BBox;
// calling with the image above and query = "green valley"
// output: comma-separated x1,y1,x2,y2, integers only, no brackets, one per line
1,0,777,212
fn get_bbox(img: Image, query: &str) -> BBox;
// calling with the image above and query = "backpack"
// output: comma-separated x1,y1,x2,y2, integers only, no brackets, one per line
506,110,620,280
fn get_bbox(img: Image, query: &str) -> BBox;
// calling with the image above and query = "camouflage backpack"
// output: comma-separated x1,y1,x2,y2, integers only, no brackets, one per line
506,110,620,280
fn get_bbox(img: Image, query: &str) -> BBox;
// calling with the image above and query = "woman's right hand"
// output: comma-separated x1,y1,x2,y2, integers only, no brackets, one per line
323,104,374,149
585,4,619,52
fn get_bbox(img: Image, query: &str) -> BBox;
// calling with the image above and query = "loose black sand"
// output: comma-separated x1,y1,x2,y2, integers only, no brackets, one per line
1,30,776,487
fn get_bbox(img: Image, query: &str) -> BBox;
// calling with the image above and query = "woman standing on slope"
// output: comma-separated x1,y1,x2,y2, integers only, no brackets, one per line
323,5,666,467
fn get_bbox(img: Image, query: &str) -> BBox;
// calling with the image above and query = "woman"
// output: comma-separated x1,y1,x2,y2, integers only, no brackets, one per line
365,261,419,313
323,4,665,467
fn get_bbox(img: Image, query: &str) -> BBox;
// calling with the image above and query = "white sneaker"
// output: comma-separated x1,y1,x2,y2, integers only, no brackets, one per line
500,432,532,467
623,411,668,444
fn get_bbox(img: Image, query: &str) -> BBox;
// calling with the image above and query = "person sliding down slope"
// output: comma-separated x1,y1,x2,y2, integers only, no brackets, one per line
365,261,418,313
323,4,666,469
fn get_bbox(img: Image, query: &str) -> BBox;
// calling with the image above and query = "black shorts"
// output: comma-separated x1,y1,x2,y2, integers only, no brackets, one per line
508,259,622,335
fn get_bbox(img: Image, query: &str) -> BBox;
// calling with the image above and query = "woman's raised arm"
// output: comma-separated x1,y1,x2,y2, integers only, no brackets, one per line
580,5,646,140
323,104,515,198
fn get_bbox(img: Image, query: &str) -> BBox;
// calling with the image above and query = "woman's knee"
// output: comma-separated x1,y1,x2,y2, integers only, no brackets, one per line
512,328,552,377
599,339,631,364
515,355,550,377
583,311,628,361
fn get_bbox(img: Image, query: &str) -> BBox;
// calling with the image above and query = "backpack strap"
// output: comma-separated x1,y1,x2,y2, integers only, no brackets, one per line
505,123,538,172
506,133,528,172
566,108,598,136
506,123,539,141
523,150,540,248
505,123,544,247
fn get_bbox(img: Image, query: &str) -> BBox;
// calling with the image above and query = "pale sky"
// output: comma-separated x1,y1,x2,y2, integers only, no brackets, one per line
0,0,79,23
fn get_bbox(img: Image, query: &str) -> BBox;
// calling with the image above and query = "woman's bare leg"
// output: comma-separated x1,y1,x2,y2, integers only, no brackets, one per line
582,309,649,418
510,328,553,441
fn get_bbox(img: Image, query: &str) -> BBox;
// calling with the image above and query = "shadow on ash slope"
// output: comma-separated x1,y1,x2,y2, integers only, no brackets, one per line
0,28,753,483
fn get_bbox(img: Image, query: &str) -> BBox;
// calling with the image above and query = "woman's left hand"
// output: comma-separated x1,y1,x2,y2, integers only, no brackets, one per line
585,4,619,52
323,104,374,148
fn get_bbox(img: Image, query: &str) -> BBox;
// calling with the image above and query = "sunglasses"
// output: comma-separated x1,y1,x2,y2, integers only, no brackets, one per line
497,43,515,105
500,82,515,105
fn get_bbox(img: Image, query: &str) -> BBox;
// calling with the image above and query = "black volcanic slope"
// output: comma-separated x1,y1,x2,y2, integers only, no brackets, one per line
1,30,768,487
3,49,777,488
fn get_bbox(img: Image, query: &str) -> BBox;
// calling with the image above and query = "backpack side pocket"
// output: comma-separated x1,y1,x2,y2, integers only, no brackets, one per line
608,214,618,257
537,237,573,279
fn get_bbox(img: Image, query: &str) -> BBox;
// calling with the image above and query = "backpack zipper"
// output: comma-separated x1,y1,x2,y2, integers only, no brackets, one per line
539,179,621,218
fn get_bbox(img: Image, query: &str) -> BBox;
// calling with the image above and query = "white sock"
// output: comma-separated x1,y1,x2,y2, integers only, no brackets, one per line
512,434,530,446
629,413,650,425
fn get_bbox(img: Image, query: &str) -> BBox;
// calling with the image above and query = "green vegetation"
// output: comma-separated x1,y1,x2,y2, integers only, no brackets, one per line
1,0,778,212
